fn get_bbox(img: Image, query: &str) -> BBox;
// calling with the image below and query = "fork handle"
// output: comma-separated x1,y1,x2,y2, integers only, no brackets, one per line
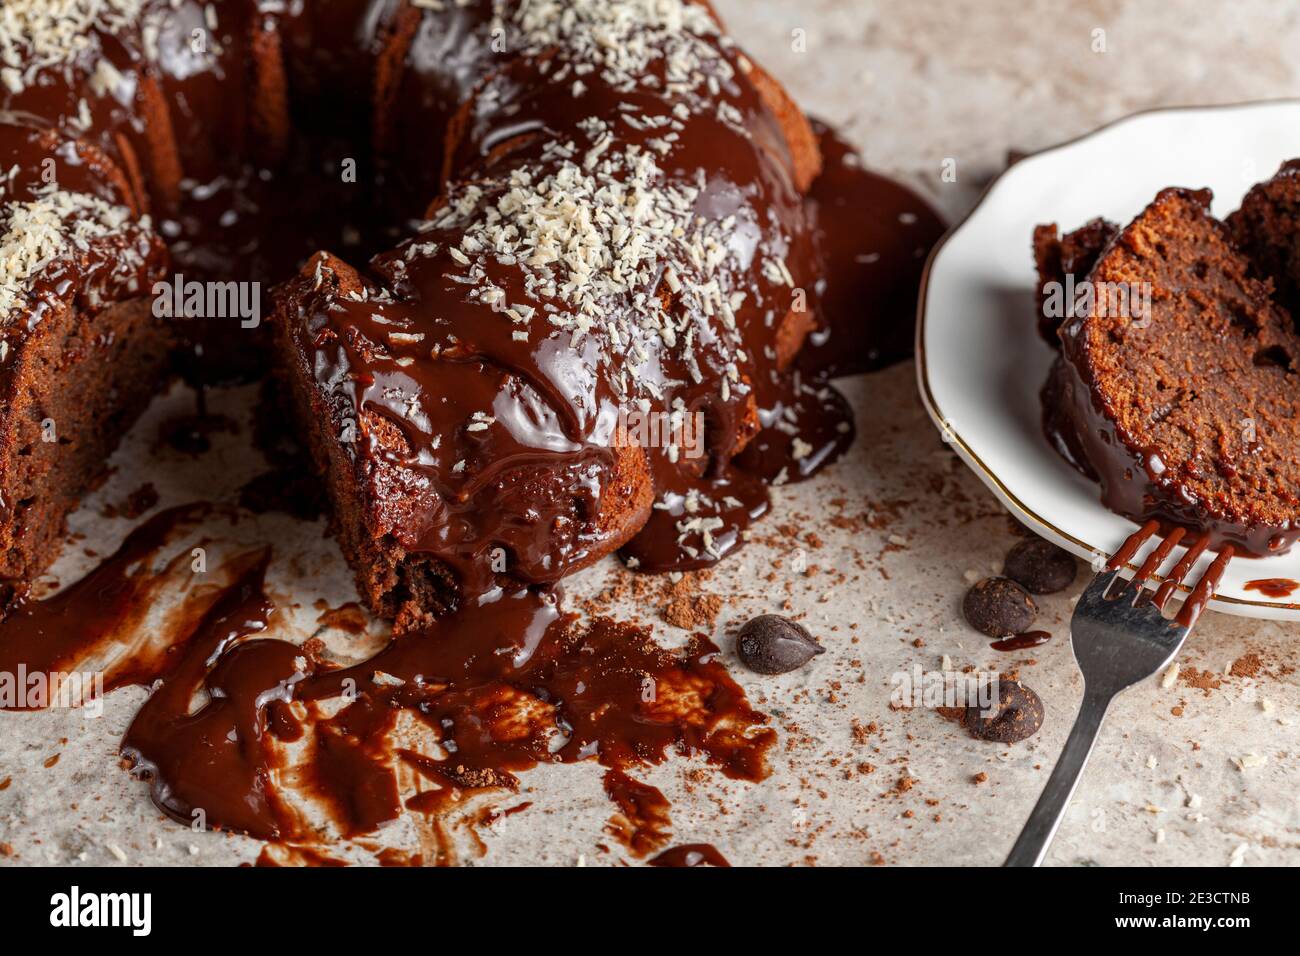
1004,689,1113,867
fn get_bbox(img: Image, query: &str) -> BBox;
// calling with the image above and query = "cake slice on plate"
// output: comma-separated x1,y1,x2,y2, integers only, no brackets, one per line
1040,185,1300,555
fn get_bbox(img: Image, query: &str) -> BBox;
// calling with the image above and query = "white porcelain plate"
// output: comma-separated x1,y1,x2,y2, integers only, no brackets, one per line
917,100,1300,621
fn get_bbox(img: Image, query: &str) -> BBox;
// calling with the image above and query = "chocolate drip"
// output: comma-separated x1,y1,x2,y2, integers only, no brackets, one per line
1101,521,1232,625
1105,519,1160,570
990,631,1051,652
1175,546,1232,629
0,503,207,705
1244,577,1298,598
121,549,299,838
647,842,731,867
798,121,946,377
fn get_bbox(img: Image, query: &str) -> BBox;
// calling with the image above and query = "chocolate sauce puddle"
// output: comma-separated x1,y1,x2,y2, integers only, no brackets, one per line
120,549,301,838
0,503,209,706
603,768,673,857
798,121,946,378
991,630,1051,652
737,373,857,484
648,843,731,867
3,533,774,856
253,844,349,868
292,587,773,852
1244,577,1298,598
619,376,855,573
619,465,769,573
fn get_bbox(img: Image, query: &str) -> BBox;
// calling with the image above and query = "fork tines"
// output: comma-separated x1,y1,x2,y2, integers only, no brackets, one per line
1104,522,1234,629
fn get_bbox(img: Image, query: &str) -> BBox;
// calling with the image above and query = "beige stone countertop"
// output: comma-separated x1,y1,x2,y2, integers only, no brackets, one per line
711,0,1300,865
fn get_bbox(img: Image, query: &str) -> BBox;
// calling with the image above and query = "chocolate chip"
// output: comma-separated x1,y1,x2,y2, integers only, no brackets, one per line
965,680,1044,743
736,615,824,674
962,577,1036,637
1004,538,1077,594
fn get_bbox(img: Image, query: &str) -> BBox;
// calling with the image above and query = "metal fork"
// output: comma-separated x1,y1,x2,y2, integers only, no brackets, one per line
1004,523,1233,867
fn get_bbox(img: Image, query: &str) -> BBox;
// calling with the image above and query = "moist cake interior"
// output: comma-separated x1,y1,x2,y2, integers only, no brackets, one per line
1038,168,1300,554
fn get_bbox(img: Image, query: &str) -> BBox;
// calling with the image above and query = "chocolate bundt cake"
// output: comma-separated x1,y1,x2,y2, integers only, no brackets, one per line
0,0,856,623
275,0,824,628
1040,186,1300,554
0,0,369,599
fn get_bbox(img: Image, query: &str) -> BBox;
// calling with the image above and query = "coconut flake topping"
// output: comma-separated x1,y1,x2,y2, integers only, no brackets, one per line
0,1,146,95
0,184,141,324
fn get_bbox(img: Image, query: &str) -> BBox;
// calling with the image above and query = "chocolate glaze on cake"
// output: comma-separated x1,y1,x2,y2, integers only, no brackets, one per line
0,0,944,616
0,111,169,598
272,1,939,628
275,0,822,626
